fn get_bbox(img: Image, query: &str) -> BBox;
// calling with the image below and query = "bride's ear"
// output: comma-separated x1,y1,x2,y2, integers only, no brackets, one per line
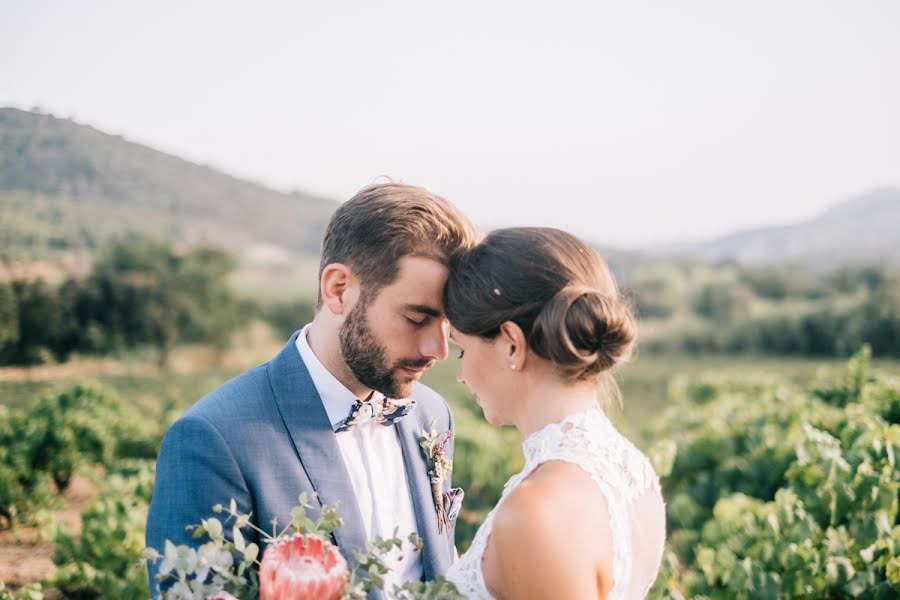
498,321,527,371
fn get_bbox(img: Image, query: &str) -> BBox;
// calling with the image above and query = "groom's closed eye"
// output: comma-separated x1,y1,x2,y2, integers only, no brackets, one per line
403,303,443,327
405,303,442,318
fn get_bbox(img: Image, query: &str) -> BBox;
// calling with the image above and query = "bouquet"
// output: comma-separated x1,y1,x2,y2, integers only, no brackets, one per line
143,493,463,600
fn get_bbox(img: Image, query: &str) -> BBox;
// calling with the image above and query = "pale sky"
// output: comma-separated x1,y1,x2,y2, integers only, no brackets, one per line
2,0,899,248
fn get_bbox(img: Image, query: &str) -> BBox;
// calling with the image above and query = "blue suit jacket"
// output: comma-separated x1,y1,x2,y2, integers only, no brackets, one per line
145,331,456,597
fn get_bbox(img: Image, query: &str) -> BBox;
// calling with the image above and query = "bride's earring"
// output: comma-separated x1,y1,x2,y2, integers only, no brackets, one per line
510,364,517,370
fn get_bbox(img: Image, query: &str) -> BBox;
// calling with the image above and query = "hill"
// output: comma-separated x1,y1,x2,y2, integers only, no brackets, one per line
4,107,898,275
0,107,337,266
652,187,900,267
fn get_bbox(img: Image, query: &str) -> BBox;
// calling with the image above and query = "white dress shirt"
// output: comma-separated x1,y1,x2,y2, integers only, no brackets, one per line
295,324,424,589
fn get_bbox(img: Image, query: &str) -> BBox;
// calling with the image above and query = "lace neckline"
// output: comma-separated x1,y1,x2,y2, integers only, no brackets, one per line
521,407,609,455
446,403,663,600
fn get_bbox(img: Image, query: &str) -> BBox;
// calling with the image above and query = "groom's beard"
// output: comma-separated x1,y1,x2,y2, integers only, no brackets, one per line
339,299,433,399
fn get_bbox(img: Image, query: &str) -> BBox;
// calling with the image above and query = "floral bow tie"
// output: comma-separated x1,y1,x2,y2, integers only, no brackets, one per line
333,396,416,433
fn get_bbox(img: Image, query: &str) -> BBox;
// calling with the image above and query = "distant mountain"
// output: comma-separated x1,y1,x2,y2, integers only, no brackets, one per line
0,107,337,264
651,187,900,268
4,107,897,274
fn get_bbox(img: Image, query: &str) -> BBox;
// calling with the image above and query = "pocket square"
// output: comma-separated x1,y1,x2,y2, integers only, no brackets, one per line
443,487,464,523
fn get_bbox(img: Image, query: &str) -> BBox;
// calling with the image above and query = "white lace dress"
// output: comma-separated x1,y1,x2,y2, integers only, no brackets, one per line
446,409,665,599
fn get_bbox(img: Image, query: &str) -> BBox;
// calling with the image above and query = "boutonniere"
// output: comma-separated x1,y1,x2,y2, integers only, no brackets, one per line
420,423,454,533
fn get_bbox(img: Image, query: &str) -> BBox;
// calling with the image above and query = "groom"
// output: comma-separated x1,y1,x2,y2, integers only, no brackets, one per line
145,183,478,596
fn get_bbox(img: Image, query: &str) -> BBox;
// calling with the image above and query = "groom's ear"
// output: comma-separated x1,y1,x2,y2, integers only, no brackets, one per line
320,263,359,315
498,321,527,369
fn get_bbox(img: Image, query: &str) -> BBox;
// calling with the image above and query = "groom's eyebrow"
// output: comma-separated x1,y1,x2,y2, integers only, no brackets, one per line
405,303,442,318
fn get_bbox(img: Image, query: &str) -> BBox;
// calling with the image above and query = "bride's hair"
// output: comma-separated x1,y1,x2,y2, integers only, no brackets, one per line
445,227,636,383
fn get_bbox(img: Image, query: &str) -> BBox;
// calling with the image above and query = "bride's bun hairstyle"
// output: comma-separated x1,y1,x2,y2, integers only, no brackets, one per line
445,227,636,382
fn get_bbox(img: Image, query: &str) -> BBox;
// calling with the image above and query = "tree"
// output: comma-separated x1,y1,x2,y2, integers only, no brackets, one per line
6,279,74,364
0,282,18,360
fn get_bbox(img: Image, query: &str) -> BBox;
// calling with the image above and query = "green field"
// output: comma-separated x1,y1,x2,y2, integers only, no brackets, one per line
4,336,900,596
6,347,900,436
426,351,900,440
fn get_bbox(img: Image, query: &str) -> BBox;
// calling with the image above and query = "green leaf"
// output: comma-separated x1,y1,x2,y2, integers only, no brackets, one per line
204,517,223,539
233,526,245,552
142,547,160,561
885,556,900,584
243,543,259,563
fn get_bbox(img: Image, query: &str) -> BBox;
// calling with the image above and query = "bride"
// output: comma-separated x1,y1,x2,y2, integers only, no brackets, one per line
443,227,666,599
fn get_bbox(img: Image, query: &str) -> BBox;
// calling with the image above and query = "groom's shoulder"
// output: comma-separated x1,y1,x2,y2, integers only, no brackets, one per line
410,381,446,407
181,361,273,425
410,381,453,426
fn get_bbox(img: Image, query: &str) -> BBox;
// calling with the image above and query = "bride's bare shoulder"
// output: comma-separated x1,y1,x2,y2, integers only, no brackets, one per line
503,460,612,543
483,461,613,599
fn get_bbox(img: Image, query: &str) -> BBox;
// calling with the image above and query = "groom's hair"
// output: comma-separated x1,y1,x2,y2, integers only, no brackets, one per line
317,182,478,309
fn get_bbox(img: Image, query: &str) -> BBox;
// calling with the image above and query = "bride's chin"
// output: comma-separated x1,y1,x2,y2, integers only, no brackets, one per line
481,410,500,426
475,396,502,425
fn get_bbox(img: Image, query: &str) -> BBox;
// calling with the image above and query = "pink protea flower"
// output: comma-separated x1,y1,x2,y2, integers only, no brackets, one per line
259,533,349,600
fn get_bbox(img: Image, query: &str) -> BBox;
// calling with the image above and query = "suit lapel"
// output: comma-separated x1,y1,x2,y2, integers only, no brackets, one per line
396,412,451,579
267,332,368,565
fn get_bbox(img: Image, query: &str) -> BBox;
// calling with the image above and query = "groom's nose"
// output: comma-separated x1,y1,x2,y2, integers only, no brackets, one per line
420,319,449,361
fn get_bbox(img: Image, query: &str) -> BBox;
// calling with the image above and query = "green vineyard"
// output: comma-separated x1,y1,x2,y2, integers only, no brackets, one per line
1,349,899,598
